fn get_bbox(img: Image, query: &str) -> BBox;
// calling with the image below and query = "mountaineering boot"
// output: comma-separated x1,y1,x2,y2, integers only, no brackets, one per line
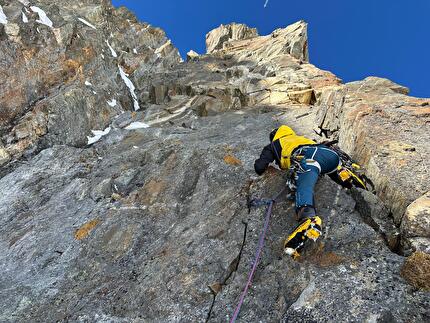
284,216,322,259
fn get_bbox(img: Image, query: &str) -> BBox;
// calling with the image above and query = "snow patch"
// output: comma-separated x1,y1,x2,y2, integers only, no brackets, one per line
125,122,149,130
107,98,117,107
87,127,111,145
30,6,53,28
101,54,105,59
78,17,97,30
18,0,30,5
106,40,117,58
0,6,8,25
85,80,92,86
133,48,138,54
118,66,140,111
22,12,28,23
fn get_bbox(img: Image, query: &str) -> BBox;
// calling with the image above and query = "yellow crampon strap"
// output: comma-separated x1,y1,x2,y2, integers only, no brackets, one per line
306,226,321,241
337,165,367,189
284,216,322,259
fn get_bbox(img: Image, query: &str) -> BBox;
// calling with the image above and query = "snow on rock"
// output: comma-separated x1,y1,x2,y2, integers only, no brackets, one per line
145,98,194,126
107,98,117,107
0,6,8,25
118,66,140,111
78,17,96,30
30,6,53,28
22,12,28,23
87,127,111,145
85,80,92,86
106,40,118,58
18,0,30,5
125,122,149,130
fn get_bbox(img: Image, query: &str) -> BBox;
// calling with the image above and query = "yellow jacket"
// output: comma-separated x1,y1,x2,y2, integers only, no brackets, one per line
272,125,316,169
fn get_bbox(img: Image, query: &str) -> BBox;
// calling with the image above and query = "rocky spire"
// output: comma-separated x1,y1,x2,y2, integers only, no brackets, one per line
205,23,258,53
205,20,309,62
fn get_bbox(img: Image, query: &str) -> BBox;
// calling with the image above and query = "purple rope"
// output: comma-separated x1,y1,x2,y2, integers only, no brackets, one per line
229,200,274,323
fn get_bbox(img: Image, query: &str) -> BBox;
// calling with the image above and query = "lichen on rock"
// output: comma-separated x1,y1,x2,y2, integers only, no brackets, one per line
401,251,430,291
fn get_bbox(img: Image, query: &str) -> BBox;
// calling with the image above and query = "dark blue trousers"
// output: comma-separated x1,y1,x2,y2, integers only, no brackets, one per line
295,145,340,212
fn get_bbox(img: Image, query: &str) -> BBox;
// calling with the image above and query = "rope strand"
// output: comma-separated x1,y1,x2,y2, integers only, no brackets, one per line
229,187,286,322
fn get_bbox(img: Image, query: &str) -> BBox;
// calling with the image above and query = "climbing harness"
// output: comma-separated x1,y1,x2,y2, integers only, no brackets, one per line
230,187,286,323
287,142,374,192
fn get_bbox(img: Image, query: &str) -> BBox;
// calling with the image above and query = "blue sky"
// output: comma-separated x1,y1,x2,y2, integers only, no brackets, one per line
112,0,429,97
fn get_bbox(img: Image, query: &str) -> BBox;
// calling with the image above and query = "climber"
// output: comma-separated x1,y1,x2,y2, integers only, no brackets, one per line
254,125,350,259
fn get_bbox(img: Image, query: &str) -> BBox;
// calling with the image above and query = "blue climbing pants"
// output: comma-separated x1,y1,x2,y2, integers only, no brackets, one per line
295,145,340,211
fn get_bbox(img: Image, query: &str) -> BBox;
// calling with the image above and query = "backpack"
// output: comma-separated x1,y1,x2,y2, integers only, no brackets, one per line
271,126,316,170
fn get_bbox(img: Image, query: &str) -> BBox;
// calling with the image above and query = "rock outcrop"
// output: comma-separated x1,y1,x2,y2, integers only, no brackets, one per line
401,192,430,253
206,23,258,54
315,76,430,254
186,49,199,62
0,1,429,322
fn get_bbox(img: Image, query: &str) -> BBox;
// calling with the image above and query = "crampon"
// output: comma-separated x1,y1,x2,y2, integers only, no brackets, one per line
284,216,322,260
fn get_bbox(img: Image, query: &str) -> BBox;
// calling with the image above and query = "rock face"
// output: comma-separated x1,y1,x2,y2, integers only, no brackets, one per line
315,76,430,254
0,1,429,322
0,0,181,164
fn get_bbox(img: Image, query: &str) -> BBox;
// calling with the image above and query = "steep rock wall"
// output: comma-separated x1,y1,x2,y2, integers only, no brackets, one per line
0,2,429,321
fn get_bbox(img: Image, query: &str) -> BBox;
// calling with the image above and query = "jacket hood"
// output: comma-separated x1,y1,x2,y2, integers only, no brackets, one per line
272,125,296,141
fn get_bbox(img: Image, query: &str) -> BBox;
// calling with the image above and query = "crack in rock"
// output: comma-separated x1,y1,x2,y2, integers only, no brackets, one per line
206,221,248,322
